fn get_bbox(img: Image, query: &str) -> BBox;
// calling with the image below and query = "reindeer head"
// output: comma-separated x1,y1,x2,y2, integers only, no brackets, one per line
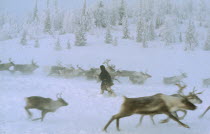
32,60,39,69
56,93,68,106
187,88,203,104
9,58,15,66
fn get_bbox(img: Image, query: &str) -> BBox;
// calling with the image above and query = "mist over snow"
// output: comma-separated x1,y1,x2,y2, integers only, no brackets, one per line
0,0,210,134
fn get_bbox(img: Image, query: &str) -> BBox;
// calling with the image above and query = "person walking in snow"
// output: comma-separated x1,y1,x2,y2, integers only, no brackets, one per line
99,65,115,96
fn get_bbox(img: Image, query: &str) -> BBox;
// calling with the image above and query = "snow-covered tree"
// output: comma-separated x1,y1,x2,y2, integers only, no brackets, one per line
75,27,87,46
55,38,62,51
113,37,118,46
110,9,117,26
33,0,39,21
44,11,51,33
148,21,155,40
118,0,126,25
122,16,130,39
204,30,210,50
136,19,144,42
105,26,113,44
34,39,39,48
20,31,27,45
161,21,175,46
179,32,182,42
94,1,106,28
67,40,71,49
185,21,198,50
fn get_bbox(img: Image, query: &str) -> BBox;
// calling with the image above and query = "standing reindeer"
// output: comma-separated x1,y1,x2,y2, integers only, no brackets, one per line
163,73,187,85
129,71,152,84
0,58,15,72
103,93,196,131
24,94,68,121
12,60,39,74
202,78,210,87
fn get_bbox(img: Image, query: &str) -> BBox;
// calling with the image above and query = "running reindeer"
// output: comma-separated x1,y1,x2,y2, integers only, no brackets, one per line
163,73,187,85
24,93,68,121
137,83,202,126
103,93,196,131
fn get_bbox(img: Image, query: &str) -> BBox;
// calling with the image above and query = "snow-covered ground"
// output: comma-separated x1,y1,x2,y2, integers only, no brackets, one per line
0,40,210,134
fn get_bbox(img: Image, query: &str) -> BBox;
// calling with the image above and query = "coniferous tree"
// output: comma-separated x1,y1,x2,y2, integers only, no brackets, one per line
75,27,87,46
204,30,210,50
185,21,197,50
118,0,126,25
94,1,106,28
113,37,118,46
122,16,130,39
34,39,39,48
105,26,113,44
161,22,174,46
33,0,39,21
136,19,144,42
55,38,62,51
20,31,27,45
148,21,155,40
67,40,71,49
179,32,182,42
44,11,51,33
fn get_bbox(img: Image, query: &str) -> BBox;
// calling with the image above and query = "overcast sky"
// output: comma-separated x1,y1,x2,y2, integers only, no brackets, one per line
0,0,139,17
0,0,97,15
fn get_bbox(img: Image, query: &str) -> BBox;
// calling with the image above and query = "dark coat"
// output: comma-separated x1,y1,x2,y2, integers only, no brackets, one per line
99,65,114,87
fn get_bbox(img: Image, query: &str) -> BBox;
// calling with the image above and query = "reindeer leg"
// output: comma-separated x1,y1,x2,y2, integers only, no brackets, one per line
165,112,189,128
103,115,116,131
103,113,130,131
136,115,144,127
116,118,121,131
178,110,187,120
200,106,210,118
25,107,32,119
150,115,156,125
41,111,48,121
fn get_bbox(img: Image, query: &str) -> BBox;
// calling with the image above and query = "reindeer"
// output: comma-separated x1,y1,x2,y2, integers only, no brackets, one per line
129,71,152,84
163,73,187,85
138,86,202,126
202,78,210,87
48,65,69,76
200,106,210,118
175,82,187,94
24,93,68,121
103,93,196,131
116,70,136,77
12,60,39,74
0,58,15,71
84,67,100,81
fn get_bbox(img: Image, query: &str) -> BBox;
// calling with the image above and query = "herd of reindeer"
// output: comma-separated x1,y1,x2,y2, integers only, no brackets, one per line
1,58,210,131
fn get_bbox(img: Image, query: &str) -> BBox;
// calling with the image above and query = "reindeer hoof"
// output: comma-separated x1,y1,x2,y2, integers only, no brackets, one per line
102,128,107,132
183,124,190,128
160,120,168,123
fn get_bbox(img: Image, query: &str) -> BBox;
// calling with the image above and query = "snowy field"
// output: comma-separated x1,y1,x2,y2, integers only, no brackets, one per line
1,0,210,133
1,42,210,134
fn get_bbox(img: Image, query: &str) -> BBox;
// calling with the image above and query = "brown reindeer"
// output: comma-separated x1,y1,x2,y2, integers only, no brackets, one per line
138,86,202,126
12,60,39,74
24,93,68,121
103,93,196,131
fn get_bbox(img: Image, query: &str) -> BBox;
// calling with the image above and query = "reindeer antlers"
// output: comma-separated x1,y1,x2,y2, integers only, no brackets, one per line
56,93,62,98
